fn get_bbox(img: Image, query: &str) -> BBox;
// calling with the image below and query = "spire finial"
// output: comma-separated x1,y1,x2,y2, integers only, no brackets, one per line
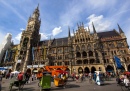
88,26,90,32
77,23,79,28
73,29,75,36
37,3,39,9
68,26,71,37
117,23,124,33
82,22,84,26
92,22,96,33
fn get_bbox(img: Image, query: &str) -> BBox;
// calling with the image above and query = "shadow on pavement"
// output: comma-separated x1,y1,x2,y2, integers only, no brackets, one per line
51,84,80,90
3,87,36,91
101,83,111,86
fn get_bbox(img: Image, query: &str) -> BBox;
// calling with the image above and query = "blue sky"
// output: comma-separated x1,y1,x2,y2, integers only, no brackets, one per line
0,0,130,46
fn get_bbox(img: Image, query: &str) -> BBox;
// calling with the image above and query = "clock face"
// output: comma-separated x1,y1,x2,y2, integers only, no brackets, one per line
29,21,34,25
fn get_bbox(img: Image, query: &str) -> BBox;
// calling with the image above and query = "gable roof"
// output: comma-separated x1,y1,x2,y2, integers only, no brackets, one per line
97,30,120,38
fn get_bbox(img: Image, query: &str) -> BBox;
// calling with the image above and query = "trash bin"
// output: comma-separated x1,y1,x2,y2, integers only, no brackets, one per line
40,72,51,90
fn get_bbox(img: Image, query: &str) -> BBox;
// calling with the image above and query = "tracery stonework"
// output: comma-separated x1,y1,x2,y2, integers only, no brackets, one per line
1,5,130,74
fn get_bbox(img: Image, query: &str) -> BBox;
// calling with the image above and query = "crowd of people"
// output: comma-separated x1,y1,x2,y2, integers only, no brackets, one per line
117,73,130,87
0,69,129,90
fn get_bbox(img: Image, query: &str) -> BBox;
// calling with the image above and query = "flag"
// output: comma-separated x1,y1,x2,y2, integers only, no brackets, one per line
4,50,8,62
32,47,34,61
114,56,122,69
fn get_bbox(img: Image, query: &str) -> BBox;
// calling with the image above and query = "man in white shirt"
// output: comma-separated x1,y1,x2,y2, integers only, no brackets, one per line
124,75,130,87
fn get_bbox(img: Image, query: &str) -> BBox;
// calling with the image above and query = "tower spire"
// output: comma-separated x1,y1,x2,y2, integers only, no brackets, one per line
68,26,71,37
92,22,96,33
88,26,90,32
77,23,79,29
117,23,124,33
73,29,75,36
32,4,40,19
37,3,39,9
82,22,84,28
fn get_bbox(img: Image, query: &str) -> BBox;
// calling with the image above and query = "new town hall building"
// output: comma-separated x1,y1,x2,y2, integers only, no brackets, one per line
1,5,130,74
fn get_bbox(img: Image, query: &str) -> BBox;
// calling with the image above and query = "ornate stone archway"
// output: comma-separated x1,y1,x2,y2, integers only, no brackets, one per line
128,64,130,72
106,65,114,72
78,67,83,73
84,67,90,73
91,66,96,73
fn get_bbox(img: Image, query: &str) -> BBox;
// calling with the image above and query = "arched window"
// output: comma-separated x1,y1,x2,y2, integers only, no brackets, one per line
88,51,93,56
76,52,81,58
76,46,80,51
87,44,91,50
81,45,85,51
82,51,87,57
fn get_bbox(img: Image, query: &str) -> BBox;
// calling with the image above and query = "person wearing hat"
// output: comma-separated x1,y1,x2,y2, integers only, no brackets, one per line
0,71,3,91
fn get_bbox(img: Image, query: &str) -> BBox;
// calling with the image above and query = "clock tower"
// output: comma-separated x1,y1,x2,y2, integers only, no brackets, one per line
13,5,41,72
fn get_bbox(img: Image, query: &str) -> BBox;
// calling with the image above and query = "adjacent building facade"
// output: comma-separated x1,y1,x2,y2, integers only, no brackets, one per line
1,6,130,74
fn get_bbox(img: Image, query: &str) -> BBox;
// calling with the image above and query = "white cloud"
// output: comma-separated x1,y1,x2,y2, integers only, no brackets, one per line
20,28,25,31
88,0,117,9
14,32,22,44
86,14,111,32
14,32,50,44
52,26,62,36
40,33,48,40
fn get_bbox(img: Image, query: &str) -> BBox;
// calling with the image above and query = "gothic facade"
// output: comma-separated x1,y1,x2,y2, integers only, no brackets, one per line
1,6,130,74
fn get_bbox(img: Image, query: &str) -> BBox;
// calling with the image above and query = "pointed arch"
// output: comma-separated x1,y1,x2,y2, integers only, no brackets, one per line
87,44,91,50
76,45,80,51
88,51,93,56
91,66,96,73
90,59,95,64
76,52,81,58
78,67,83,73
76,60,82,64
82,51,87,57
84,67,90,73
83,59,88,64
128,65,130,72
106,65,114,72
81,45,85,51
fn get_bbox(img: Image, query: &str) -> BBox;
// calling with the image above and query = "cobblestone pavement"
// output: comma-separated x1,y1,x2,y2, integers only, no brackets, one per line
1,78,129,91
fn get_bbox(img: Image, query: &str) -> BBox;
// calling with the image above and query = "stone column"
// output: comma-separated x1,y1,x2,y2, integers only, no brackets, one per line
12,50,19,71
22,48,29,72
123,63,128,71
112,63,117,75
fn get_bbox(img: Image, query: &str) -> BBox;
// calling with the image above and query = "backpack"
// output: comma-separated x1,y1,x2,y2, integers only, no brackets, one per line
18,74,23,81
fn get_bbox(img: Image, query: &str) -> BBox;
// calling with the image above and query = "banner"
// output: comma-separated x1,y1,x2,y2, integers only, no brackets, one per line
114,56,122,69
32,47,34,61
4,50,8,62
